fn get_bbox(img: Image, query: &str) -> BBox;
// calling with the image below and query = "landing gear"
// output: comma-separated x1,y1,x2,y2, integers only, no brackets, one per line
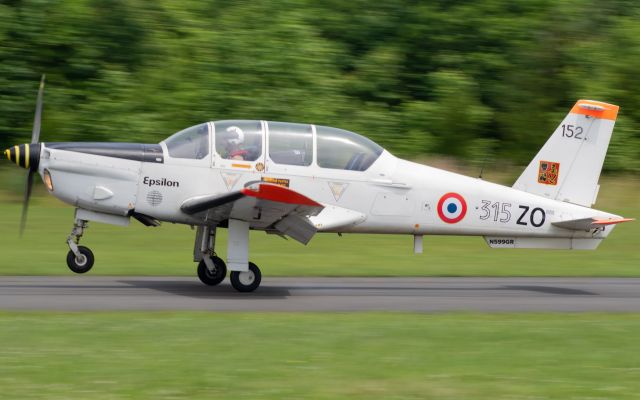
197,256,227,286
66,219,94,274
230,262,262,293
194,222,263,292
194,226,227,286
66,246,94,274
226,219,262,292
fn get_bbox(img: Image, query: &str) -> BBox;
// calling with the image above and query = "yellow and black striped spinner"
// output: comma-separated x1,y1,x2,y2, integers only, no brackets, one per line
4,144,40,170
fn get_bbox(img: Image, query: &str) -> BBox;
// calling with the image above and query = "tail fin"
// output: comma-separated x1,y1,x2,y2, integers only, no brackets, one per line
513,100,619,207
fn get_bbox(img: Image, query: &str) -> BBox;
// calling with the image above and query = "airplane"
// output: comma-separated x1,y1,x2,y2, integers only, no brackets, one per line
3,76,633,292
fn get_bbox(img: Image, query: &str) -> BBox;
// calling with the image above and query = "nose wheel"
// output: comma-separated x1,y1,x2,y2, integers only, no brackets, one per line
66,246,94,274
230,262,262,292
66,218,95,274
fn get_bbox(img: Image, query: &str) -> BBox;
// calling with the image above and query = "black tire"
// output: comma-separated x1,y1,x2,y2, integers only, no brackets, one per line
230,262,262,293
197,256,227,286
66,246,94,274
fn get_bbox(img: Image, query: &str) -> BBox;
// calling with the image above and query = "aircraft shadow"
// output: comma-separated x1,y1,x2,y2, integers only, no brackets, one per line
272,285,597,296
118,280,596,299
501,285,596,296
119,279,291,299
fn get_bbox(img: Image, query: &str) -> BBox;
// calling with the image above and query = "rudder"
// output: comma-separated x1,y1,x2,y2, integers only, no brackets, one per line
513,100,619,207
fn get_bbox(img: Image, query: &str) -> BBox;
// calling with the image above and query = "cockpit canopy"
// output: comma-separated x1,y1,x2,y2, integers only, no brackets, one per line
163,120,384,171
163,123,210,160
215,120,264,162
315,125,382,171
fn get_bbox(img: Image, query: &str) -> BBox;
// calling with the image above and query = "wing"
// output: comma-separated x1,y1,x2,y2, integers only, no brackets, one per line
181,183,324,244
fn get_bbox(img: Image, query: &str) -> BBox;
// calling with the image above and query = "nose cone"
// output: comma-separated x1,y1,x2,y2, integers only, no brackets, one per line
4,144,41,170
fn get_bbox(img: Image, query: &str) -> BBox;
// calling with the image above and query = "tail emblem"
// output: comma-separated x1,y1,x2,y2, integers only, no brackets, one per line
538,161,560,185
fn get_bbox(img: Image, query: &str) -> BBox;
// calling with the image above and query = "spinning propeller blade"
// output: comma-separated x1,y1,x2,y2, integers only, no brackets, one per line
31,74,45,144
18,74,45,236
20,169,34,236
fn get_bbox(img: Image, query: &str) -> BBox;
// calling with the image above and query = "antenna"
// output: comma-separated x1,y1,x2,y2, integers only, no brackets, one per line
478,153,488,179
477,140,495,179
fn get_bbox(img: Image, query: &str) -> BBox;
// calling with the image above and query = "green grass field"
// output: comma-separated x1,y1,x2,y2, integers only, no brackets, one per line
0,312,639,399
0,173,637,276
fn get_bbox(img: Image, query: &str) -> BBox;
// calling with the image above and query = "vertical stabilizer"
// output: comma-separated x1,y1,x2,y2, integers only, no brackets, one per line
513,100,618,207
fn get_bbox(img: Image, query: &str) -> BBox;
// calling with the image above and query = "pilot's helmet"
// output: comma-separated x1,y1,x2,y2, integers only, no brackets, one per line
225,126,245,146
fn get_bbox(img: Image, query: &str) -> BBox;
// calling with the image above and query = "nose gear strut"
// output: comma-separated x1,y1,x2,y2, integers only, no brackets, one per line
66,219,94,273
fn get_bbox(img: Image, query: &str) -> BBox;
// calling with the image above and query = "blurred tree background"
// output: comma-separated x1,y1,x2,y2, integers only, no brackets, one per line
1,0,639,172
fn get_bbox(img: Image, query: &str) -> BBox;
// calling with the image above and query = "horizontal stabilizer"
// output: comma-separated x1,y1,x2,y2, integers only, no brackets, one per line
552,217,634,231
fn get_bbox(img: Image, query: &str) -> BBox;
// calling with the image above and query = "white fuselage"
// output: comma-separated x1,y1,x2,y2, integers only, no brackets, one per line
39,142,618,243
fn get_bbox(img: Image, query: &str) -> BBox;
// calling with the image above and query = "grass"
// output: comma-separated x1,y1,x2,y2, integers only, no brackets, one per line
0,312,639,399
0,171,638,276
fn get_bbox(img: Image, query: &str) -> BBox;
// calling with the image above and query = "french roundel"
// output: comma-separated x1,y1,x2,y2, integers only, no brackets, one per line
437,192,467,224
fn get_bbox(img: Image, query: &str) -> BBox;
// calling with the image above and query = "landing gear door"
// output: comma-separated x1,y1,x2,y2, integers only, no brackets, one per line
212,120,266,189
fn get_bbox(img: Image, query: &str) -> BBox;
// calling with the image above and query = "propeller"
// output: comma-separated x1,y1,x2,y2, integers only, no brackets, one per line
19,74,45,236
31,75,45,144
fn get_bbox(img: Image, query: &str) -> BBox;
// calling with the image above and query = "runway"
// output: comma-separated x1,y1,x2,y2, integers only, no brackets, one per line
0,276,639,312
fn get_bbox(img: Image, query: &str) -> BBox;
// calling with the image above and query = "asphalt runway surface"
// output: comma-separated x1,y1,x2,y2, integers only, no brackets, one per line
0,276,639,312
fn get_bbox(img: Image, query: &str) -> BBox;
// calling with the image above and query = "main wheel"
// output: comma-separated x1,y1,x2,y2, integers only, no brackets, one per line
230,262,261,293
197,256,227,286
66,246,94,274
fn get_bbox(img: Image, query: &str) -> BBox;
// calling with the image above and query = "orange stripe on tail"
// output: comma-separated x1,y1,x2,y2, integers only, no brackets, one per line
570,100,619,121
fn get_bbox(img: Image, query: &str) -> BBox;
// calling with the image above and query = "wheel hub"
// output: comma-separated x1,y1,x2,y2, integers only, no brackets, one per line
238,271,255,286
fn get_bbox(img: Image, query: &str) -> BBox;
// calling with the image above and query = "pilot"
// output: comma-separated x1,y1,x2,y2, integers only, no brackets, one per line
224,126,248,160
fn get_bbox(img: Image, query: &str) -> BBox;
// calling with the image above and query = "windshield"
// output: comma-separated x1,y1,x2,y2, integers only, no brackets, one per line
164,123,210,159
316,125,383,171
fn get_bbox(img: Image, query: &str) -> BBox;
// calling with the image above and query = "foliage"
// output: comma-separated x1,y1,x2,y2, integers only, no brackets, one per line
1,0,639,171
